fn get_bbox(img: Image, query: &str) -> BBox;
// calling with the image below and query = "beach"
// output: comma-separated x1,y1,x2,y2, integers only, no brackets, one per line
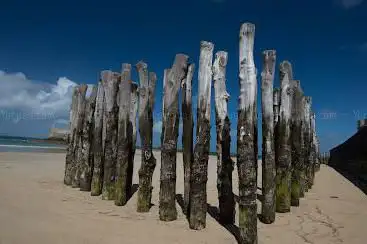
0,151,366,244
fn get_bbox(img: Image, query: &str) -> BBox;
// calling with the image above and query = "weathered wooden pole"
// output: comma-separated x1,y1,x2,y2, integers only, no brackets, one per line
182,64,194,215
127,82,139,198
115,64,132,206
101,71,120,200
290,80,305,205
273,89,280,127
80,86,98,191
299,96,307,198
136,62,157,212
237,23,258,243
160,54,188,221
310,112,316,186
260,50,276,224
213,51,235,224
303,96,312,191
72,84,88,188
161,69,170,147
64,86,79,186
189,41,213,230
273,88,280,173
91,81,105,196
314,134,321,172
275,61,293,213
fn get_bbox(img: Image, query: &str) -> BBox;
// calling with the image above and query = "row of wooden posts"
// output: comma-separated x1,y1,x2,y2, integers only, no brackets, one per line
63,22,321,244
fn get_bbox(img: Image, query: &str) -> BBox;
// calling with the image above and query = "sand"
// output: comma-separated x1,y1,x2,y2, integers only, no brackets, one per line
0,151,366,244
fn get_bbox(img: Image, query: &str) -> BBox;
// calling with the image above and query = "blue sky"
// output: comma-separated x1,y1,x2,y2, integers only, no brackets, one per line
0,0,366,153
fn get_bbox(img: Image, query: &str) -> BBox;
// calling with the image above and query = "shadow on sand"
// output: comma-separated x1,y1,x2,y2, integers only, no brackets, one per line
126,184,139,203
176,193,265,244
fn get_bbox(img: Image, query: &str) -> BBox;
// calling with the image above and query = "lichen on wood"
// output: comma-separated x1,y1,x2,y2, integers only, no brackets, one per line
101,71,120,200
115,64,132,206
189,40,214,230
237,22,258,244
91,81,105,196
260,50,276,224
213,51,235,224
182,64,194,216
275,61,293,213
79,86,97,191
136,62,157,212
160,54,189,221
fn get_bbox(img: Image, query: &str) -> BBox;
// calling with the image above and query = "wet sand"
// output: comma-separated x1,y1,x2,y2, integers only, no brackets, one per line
0,151,366,244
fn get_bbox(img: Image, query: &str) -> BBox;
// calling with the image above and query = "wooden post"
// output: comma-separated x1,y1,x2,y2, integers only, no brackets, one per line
260,50,276,224
128,82,139,198
303,96,312,191
273,88,280,126
314,133,320,172
273,88,280,174
80,86,98,191
275,61,293,213
159,54,189,221
237,22,258,244
136,61,157,212
189,40,213,230
64,86,79,185
91,81,105,196
115,64,132,206
310,112,316,186
161,69,170,147
182,64,194,216
213,51,235,224
299,95,307,198
101,71,120,200
72,84,88,188
290,80,305,205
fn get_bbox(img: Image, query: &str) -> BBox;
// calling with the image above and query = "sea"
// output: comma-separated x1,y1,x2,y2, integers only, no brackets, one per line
0,136,67,153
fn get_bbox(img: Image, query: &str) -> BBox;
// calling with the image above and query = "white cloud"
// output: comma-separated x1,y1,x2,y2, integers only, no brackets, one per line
153,120,163,133
0,70,94,119
338,0,364,9
153,119,183,133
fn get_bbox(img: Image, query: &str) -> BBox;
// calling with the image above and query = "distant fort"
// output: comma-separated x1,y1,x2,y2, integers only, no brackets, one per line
48,127,69,141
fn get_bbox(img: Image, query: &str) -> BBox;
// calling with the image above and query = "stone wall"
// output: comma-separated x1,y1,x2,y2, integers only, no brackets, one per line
329,125,367,193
